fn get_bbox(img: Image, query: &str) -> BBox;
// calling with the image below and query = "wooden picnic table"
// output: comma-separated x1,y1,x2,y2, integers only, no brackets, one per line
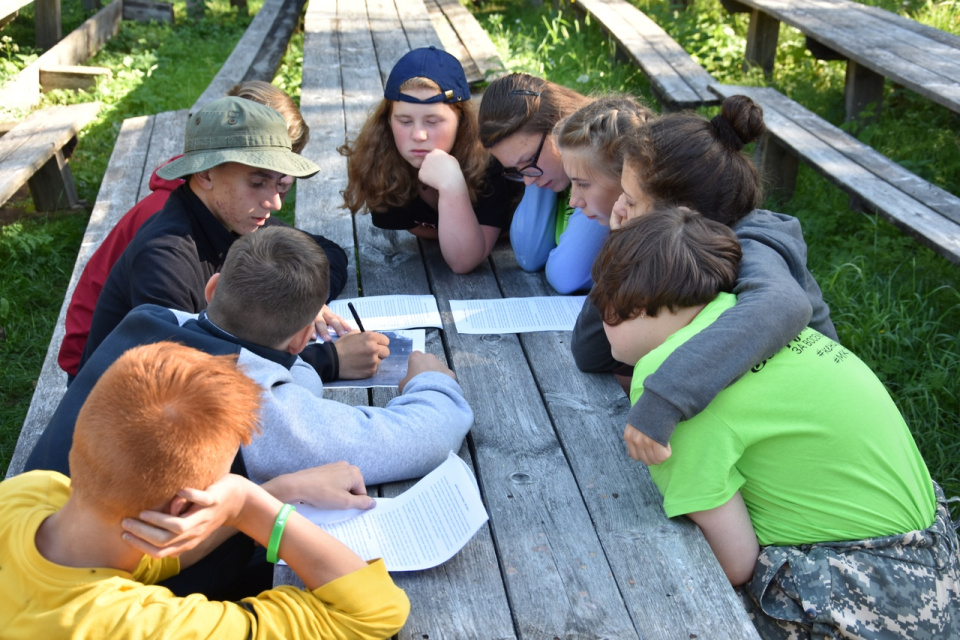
278,0,762,637
721,0,960,122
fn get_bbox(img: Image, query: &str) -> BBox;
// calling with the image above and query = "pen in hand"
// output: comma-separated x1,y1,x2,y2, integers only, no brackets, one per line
347,302,366,333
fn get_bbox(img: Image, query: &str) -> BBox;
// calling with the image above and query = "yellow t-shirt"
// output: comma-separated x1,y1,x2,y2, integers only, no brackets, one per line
0,470,409,639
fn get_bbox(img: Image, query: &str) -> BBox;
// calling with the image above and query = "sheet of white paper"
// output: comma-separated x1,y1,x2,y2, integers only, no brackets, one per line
450,295,586,334
324,330,425,389
295,453,488,571
295,498,395,526
328,295,442,331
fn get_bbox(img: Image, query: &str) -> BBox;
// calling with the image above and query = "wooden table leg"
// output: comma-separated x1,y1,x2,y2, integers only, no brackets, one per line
745,9,780,76
844,60,884,126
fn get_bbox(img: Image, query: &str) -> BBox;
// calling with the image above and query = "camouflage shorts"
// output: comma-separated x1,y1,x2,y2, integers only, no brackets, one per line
738,482,960,640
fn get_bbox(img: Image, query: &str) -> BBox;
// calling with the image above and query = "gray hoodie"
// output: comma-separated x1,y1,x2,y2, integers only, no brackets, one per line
571,209,837,445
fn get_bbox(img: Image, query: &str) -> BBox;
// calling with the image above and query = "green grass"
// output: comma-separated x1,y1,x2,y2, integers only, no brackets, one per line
474,0,960,508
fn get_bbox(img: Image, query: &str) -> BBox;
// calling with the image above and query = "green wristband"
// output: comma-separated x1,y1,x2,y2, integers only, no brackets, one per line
266,503,296,564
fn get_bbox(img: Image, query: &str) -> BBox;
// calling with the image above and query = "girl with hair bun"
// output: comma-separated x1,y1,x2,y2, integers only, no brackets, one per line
340,47,522,274
478,73,608,294
555,95,653,227
574,95,839,465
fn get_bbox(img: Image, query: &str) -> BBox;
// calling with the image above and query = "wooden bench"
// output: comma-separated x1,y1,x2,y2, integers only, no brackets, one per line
0,101,101,211
279,0,761,636
424,0,506,84
569,0,719,110
720,0,960,123
712,84,960,265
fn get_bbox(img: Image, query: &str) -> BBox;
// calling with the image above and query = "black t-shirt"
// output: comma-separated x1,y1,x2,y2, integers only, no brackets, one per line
371,158,522,231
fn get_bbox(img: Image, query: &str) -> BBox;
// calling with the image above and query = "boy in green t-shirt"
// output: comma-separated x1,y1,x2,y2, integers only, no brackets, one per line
589,206,959,639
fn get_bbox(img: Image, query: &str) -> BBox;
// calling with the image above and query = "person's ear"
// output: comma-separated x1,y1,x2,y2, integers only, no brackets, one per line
193,168,215,191
204,273,220,304
285,323,315,355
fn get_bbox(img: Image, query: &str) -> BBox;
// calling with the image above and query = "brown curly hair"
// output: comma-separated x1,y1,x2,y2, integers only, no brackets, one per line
339,77,489,214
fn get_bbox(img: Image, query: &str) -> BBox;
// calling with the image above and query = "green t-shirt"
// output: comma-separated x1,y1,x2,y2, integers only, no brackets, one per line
634,293,935,546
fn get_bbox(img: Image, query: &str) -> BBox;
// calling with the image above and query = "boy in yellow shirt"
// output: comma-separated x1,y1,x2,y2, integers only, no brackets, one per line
0,341,409,638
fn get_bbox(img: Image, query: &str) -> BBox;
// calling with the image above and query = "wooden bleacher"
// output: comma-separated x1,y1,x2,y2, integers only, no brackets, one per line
566,0,960,264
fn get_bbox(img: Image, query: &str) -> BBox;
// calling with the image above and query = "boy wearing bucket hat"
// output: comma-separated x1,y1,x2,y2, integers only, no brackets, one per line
80,96,390,380
340,46,522,274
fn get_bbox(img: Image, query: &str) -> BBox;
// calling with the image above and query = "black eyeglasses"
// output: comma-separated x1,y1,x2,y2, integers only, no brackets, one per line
502,132,547,182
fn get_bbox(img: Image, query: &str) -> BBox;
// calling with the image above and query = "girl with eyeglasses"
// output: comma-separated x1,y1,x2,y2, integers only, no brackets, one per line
478,73,608,294
340,47,522,274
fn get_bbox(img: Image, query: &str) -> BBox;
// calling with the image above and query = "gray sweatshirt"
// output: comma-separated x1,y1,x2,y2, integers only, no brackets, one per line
173,310,475,485
571,209,837,445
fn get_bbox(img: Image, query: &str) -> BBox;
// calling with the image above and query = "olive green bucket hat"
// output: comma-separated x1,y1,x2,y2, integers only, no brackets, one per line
157,97,319,180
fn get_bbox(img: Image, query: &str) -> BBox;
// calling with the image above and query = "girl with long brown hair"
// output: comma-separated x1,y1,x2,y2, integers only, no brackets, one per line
340,47,521,274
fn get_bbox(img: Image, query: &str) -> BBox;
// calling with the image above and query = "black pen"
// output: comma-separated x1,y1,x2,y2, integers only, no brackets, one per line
347,302,366,332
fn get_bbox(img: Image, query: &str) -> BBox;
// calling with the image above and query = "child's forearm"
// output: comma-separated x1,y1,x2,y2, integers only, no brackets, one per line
234,483,367,590
437,188,492,273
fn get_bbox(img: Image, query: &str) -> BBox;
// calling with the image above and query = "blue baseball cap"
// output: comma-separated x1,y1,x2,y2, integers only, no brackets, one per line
384,46,470,104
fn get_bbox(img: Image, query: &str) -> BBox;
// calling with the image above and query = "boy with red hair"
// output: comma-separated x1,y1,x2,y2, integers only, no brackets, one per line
1,341,409,638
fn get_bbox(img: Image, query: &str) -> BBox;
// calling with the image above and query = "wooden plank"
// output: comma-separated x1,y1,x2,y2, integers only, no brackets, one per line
393,0,446,57
603,0,717,104
0,101,101,208
39,64,112,92
0,0,32,22
0,0,122,112
240,0,308,84
713,85,960,264
34,0,62,50
137,109,188,199
421,240,640,638
490,245,761,639
367,0,411,87
750,86,960,227
424,0,482,84
122,0,175,23
190,0,291,113
571,0,713,109
431,0,505,82
6,114,157,479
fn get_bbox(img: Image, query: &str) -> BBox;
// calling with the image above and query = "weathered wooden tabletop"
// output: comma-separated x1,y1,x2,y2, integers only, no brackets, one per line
276,0,761,637
722,0,960,120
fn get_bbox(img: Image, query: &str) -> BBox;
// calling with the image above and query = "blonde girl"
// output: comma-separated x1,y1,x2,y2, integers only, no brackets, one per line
555,95,652,227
